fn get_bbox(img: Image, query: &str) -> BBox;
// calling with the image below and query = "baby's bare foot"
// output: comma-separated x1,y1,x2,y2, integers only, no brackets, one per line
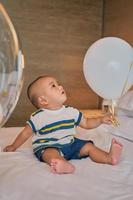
50,158,75,174
110,138,123,165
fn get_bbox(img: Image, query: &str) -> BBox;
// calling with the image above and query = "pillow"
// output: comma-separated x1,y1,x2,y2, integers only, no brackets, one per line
103,116,133,141
117,90,133,117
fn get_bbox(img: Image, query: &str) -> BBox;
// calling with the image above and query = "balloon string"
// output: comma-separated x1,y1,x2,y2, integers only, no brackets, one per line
109,100,119,126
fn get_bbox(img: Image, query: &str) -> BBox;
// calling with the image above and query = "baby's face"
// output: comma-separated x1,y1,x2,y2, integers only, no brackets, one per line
39,76,67,109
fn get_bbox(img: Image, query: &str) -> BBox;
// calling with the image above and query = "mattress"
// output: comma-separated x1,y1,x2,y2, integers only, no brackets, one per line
0,112,133,200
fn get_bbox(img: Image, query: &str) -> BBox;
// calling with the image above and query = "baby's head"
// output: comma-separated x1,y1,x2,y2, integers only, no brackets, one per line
27,75,67,109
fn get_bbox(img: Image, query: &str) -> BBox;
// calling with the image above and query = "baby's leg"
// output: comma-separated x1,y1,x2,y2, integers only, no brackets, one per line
42,148,75,174
79,138,123,165
50,158,75,174
109,138,123,165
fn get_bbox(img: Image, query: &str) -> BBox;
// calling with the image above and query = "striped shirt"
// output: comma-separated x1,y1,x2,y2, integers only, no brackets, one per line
26,105,82,153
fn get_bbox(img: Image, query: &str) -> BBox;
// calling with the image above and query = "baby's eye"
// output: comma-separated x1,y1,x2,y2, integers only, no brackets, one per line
52,84,56,87
57,82,61,86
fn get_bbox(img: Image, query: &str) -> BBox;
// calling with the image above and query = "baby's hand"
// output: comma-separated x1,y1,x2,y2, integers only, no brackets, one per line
101,114,112,125
3,145,16,152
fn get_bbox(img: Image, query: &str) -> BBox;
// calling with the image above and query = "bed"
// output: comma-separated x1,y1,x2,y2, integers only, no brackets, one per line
0,4,133,199
0,110,133,200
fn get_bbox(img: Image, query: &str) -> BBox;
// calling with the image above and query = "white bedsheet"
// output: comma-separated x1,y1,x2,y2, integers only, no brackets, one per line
0,126,133,200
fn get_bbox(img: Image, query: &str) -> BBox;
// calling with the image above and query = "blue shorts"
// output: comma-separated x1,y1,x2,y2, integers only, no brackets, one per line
34,138,93,162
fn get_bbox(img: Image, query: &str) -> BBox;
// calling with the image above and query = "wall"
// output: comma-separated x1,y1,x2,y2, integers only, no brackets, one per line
103,0,133,44
0,0,103,126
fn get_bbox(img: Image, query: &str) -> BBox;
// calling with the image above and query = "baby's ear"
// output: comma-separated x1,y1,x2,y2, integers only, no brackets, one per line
38,95,48,106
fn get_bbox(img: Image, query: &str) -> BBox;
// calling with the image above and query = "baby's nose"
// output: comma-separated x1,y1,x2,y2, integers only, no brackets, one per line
58,85,63,90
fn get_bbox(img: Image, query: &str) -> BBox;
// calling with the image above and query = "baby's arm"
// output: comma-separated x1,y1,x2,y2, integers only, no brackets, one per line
3,124,33,152
79,114,112,129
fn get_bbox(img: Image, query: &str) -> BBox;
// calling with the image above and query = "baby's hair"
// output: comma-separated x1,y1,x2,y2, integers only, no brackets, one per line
27,74,49,108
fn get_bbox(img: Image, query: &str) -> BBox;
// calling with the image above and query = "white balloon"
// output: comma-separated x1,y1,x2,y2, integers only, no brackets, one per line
83,37,133,100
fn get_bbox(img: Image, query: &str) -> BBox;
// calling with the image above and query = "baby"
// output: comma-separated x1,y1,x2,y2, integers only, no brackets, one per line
4,75,123,174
